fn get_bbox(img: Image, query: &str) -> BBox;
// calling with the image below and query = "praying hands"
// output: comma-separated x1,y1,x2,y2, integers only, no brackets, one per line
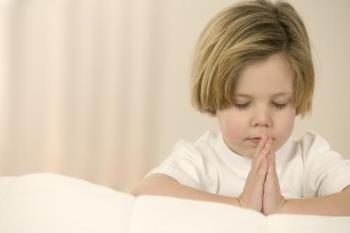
237,135,286,215
237,135,350,216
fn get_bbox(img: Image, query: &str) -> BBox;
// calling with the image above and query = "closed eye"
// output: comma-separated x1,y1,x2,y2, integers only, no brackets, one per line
234,102,250,110
273,102,287,109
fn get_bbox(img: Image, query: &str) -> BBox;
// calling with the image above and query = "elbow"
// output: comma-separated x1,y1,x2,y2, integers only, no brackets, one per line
129,185,142,197
129,181,150,197
129,190,138,197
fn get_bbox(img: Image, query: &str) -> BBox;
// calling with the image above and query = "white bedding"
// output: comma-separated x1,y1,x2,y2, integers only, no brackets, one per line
0,173,349,233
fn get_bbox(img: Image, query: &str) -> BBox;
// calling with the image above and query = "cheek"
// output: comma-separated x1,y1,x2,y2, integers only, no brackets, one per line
275,110,295,141
220,115,246,141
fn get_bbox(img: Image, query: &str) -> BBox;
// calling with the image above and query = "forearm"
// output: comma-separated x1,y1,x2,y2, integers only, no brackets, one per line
279,189,350,216
131,174,240,207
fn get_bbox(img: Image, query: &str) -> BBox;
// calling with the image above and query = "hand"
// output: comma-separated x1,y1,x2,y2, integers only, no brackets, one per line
262,135,286,215
238,135,270,212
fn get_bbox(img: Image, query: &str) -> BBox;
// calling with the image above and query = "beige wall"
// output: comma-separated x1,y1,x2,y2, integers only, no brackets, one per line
0,0,349,191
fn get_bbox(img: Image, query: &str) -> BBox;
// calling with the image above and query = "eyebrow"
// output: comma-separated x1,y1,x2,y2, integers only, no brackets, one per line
235,92,293,98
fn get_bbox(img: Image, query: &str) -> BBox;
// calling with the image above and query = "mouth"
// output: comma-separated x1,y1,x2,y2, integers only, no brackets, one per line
246,138,262,144
246,136,275,144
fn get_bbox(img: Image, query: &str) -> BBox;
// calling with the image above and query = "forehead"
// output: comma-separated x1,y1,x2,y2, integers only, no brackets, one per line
235,53,294,97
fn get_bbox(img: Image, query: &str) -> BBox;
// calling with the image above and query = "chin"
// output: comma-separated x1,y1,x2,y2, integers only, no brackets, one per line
240,148,255,159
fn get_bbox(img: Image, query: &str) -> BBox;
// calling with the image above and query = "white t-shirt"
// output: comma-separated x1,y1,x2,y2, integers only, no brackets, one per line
147,131,350,199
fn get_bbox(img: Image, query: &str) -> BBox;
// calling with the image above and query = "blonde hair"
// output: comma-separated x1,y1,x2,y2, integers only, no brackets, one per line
191,0,314,117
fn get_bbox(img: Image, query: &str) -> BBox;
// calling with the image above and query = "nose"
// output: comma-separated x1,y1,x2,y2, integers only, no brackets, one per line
250,106,272,128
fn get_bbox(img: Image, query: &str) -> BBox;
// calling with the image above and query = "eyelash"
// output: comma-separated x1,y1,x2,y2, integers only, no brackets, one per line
234,102,288,110
274,103,287,109
235,103,250,110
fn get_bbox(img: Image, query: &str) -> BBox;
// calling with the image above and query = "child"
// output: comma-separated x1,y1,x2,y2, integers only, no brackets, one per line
131,0,350,216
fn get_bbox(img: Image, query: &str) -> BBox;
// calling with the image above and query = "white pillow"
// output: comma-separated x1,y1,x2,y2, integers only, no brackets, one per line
0,173,134,233
129,195,266,233
129,195,350,233
1,173,350,233
0,176,17,200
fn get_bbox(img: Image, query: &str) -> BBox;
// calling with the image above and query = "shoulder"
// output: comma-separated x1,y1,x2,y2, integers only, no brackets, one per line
172,131,220,156
168,131,221,177
296,131,331,154
295,132,350,196
293,130,345,163
148,131,220,191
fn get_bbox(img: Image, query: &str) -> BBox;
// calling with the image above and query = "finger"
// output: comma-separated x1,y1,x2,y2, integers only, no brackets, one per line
257,137,272,163
257,156,268,177
267,153,273,175
252,136,271,172
253,135,267,160
267,152,278,187
261,137,272,157
267,149,276,170
267,134,275,153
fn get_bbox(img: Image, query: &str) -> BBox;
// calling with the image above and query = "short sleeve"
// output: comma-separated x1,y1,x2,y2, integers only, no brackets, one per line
302,132,350,197
146,141,209,191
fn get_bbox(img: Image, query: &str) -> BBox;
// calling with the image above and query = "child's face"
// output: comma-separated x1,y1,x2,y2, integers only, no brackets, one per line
216,53,296,159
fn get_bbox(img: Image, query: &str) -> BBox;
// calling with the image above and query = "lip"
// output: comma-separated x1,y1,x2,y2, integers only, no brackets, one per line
246,138,262,145
246,136,275,144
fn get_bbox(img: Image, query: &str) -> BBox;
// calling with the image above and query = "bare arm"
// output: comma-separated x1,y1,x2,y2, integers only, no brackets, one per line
279,186,350,216
130,174,240,207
